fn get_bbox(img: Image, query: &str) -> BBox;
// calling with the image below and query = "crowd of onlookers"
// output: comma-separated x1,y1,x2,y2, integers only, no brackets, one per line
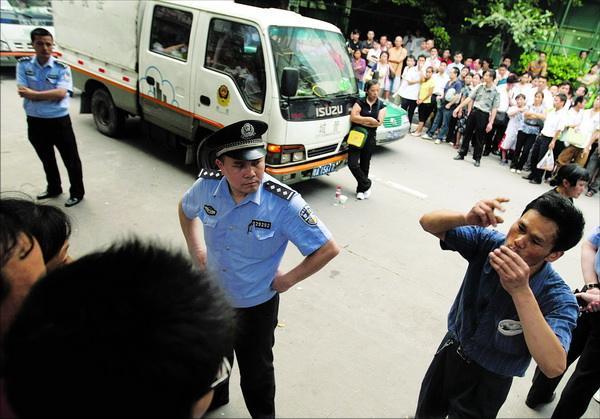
347,29,600,198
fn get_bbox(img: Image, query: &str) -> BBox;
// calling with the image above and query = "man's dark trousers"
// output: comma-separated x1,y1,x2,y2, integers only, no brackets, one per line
459,108,489,162
416,334,513,419
27,115,84,199
210,294,279,419
527,312,600,419
527,135,552,183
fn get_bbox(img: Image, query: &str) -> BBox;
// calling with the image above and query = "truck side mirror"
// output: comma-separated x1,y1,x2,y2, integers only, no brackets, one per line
280,67,298,97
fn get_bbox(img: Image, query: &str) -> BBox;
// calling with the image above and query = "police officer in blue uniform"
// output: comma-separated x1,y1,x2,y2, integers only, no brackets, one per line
179,120,340,418
16,28,84,207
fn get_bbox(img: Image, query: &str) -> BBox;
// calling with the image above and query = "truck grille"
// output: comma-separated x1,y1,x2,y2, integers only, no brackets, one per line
307,144,338,158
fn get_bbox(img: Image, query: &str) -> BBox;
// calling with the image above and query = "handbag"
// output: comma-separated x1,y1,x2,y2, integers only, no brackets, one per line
347,126,369,148
536,149,555,172
562,127,585,148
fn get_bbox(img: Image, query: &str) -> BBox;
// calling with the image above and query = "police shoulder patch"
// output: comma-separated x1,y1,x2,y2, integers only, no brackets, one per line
55,60,69,69
17,56,32,63
263,181,295,201
198,168,223,180
299,205,318,226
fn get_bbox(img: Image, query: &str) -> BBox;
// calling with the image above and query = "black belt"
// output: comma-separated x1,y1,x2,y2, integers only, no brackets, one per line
473,108,490,115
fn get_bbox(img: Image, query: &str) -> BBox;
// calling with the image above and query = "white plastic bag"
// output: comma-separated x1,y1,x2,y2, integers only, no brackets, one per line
536,149,555,172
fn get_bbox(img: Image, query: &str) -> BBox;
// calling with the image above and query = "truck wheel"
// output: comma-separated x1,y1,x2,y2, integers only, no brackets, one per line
196,137,219,171
91,89,125,137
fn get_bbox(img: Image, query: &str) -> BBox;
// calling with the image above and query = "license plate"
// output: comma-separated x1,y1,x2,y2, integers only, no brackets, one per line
312,162,337,177
386,129,401,140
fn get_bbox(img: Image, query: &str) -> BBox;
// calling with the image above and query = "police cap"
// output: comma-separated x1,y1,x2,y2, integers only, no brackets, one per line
206,120,268,161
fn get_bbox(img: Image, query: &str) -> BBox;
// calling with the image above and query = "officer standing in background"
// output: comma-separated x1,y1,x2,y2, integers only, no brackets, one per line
16,28,84,207
178,120,340,418
452,69,500,168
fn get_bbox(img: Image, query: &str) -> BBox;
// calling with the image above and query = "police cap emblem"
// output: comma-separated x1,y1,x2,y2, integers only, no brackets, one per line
241,123,256,139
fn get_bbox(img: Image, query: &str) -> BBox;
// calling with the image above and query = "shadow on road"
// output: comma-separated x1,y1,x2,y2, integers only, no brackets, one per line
88,116,199,177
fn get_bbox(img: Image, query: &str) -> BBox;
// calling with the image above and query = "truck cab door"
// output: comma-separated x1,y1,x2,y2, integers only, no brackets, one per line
138,3,196,140
193,15,269,133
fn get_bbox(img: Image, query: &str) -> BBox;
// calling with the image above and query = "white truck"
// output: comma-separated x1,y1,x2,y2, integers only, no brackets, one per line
0,0,54,66
52,0,359,183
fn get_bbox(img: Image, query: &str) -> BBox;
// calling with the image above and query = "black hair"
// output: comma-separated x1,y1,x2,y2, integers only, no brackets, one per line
451,67,460,76
406,54,416,62
506,74,519,84
522,194,585,252
577,86,588,96
550,164,590,188
417,54,427,60
485,69,496,80
351,29,360,35
5,239,235,418
515,93,526,100
0,198,71,264
556,93,567,105
380,50,389,59
559,81,572,93
537,50,546,56
571,95,584,108
364,79,379,93
30,27,53,43
454,51,463,56
0,208,32,303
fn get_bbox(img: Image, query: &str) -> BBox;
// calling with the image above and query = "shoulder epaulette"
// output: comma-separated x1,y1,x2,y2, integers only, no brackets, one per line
55,60,69,69
17,56,32,63
263,180,296,201
198,168,222,180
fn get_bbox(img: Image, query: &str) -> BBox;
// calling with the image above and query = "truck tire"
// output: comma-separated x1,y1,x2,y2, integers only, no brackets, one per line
196,137,219,171
91,88,125,137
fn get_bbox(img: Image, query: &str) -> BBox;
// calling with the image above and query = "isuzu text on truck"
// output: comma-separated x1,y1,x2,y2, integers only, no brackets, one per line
52,0,359,183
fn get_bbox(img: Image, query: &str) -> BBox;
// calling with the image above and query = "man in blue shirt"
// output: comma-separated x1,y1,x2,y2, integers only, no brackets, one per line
178,120,339,418
416,194,585,418
16,28,84,207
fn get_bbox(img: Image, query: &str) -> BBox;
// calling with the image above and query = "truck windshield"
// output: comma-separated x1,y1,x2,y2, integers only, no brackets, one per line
1,0,52,25
269,26,356,98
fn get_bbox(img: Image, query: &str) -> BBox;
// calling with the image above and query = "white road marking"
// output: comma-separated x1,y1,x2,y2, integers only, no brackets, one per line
371,175,428,200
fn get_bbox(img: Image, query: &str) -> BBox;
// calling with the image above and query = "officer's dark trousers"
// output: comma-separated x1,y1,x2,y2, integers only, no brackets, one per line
210,294,279,419
459,108,489,162
27,115,84,199
526,312,600,419
348,135,375,193
416,334,513,419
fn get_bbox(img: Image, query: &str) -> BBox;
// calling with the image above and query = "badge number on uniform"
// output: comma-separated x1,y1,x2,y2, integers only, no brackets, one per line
299,205,318,226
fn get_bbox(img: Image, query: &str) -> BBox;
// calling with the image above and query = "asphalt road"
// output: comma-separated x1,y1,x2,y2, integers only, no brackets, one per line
1,68,599,418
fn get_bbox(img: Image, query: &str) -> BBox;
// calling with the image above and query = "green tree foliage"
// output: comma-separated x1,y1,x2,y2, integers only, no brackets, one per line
518,51,586,85
466,0,553,56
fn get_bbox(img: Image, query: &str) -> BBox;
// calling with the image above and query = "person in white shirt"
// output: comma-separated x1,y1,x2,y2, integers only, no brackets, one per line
425,47,441,72
366,41,382,69
447,51,464,76
556,96,594,168
513,72,532,98
524,93,568,184
394,55,421,128
527,76,553,110
484,74,518,155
